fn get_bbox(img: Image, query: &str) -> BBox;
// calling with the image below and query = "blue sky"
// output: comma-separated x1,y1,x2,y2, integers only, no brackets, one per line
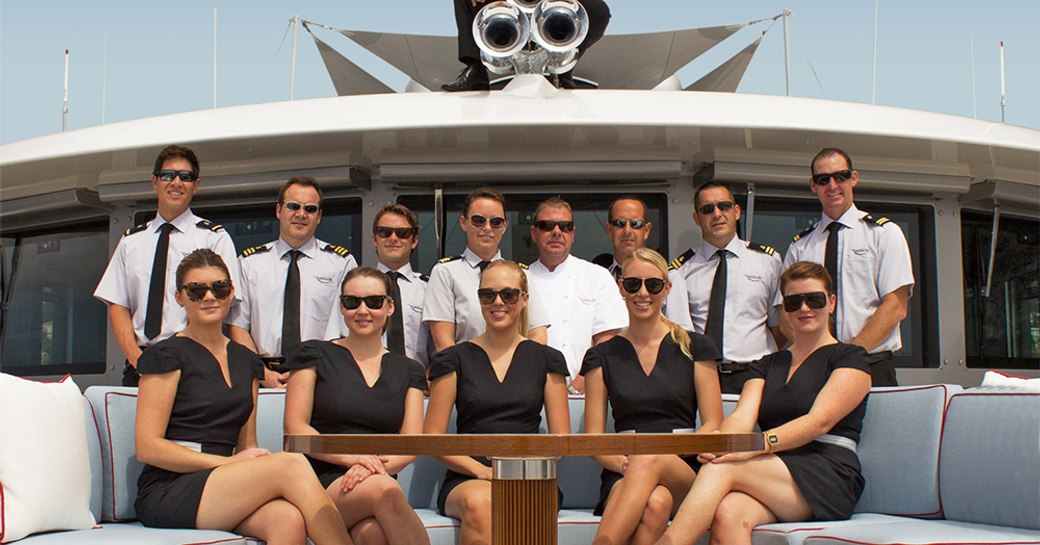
1,1,1037,144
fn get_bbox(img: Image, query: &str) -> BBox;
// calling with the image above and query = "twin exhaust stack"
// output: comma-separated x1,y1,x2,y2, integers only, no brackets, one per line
474,0,589,77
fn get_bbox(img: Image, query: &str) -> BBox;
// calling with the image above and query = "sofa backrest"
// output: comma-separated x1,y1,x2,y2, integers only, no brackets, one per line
853,384,961,518
256,389,287,453
83,396,104,522
397,399,458,510
558,395,614,509
938,389,1039,530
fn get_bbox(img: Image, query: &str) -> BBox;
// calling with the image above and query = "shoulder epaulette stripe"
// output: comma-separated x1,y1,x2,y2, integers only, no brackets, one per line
195,220,224,232
435,255,463,265
863,214,891,227
239,244,271,258
518,262,529,270
792,224,817,243
748,242,777,256
419,274,430,282
322,244,350,257
124,223,148,236
669,248,696,271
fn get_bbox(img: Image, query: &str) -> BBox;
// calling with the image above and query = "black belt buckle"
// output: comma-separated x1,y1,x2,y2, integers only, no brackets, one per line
718,361,749,374
262,357,285,371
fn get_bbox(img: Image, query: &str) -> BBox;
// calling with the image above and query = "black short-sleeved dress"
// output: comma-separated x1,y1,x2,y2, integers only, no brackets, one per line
749,342,870,521
135,336,264,529
428,340,569,516
579,333,720,515
283,340,429,488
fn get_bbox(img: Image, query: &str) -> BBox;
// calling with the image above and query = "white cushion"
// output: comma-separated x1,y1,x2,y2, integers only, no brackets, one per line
0,374,96,543
980,370,1040,391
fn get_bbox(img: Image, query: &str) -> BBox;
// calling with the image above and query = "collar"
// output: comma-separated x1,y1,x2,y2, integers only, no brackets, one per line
820,204,861,231
153,209,196,234
463,247,502,268
698,236,743,260
377,261,415,281
274,236,318,259
610,258,622,271
536,253,573,273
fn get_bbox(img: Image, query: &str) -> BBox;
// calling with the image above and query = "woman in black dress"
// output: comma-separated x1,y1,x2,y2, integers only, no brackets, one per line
283,267,430,545
423,260,570,545
135,249,353,545
584,247,723,545
655,261,872,545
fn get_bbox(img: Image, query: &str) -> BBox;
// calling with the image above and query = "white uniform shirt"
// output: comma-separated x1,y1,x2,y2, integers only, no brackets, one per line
783,204,915,353
423,247,549,344
94,209,242,347
665,237,783,363
528,254,628,379
228,237,356,357
324,262,432,367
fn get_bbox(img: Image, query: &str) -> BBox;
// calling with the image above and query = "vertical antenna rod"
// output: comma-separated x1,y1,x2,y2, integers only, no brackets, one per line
871,0,879,104
999,41,1006,122
213,2,218,108
782,9,792,96
62,49,69,131
290,15,299,100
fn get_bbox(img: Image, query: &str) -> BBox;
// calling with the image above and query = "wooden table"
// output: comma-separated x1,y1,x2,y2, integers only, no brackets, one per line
286,433,763,545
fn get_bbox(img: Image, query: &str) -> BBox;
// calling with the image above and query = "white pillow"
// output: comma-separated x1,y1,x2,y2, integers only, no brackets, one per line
0,374,96,543
981,370,1040,392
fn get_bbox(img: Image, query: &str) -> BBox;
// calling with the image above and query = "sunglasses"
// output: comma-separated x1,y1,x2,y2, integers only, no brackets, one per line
782,291,829,312
533,220,575,233
155,170,198,183
340,294,390,310
697,201,735,215
621,277,666,295
608,218,647,229
374,226,416,239
468,214,507,229
180,280,233,302
283,201,320,214
477,287,524,305
811,170,853,186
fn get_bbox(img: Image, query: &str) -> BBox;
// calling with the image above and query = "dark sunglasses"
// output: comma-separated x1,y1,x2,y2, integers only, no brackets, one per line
340,294,390,310
155,170,198,183
782,291,829,312
468,214,507,229
477,287,524,305
283,201,320,214
180,280,233,301
374,226,416,239
608,218,647,229
697,201,735,215
621,277,666,295
811,170,853,186
533,220,575,233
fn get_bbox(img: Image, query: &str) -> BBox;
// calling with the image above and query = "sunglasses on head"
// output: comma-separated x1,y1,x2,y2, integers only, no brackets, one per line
155,170,198,183
811,170,853,186
374,226,416,239
697,200,735,215
180,280,233,302
477,287,524,305
468,214,507,229
283,201,320,214
340,294,390,310
783,291,829,312
533,220,575,233
621,277,666,295
608,218,647,229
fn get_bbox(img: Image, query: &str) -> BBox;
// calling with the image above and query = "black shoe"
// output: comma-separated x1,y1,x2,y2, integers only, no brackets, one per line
442,64,490,92
556,71,577,89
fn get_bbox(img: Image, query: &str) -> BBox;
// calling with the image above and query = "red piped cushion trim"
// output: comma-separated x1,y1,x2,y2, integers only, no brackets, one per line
104,391,139,522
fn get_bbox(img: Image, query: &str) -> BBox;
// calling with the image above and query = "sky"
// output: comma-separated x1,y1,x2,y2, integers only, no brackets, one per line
1,1,1038,144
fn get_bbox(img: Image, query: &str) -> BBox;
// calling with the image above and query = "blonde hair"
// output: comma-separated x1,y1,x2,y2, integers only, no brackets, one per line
480,260,530,337
622,247,694,361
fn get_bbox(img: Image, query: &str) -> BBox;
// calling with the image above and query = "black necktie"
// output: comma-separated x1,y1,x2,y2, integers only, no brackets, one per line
824,222,842,335
282,250,302,355
386,271,407,355
705,249,728,358
477,260,491,272
144,223,175,341
610,263,621,281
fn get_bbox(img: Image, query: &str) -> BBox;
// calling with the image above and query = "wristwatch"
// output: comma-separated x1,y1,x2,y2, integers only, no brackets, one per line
764,431,780,452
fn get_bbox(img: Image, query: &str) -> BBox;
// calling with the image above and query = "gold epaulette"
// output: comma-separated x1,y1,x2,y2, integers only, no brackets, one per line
195,220,224,232
863,214,891,227
124,223,148,236
792,224,816,243
239,244,271,258
748,241,777,256
435,255,463,265
322,244,351,258
669,249,696,271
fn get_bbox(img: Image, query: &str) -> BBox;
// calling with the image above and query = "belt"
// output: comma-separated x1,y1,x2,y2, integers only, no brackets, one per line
262,356,285,370
814,433,858,453
718,361,751,374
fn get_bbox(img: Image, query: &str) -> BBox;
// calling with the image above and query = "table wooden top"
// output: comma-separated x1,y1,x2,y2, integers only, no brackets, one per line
285,433,764,457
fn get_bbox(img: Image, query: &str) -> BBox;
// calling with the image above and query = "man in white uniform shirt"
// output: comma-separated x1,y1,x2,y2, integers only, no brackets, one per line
325,203,432,367
94,145,242,386
423,187,549,351
784,148,914,386
228,177,357,387
665,182,783,393
528,197,627,393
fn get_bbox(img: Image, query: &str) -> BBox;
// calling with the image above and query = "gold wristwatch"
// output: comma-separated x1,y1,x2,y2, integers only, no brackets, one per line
764,431,779,452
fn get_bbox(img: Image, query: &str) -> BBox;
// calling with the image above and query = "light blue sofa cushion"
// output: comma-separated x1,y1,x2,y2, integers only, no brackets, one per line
803,518,1040,544
84,386,142,522
751,513,909,545
416,509,460,545
255,389,286,453
854,384,961,517
14,522,257,545
83,397,104,522
939,390,1040,530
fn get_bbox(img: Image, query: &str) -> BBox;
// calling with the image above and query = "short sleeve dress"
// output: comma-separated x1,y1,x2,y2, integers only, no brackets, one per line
283,340,429,487
579,332,720,515
427,340,569,515
135,336,264,529
748,342,870,521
